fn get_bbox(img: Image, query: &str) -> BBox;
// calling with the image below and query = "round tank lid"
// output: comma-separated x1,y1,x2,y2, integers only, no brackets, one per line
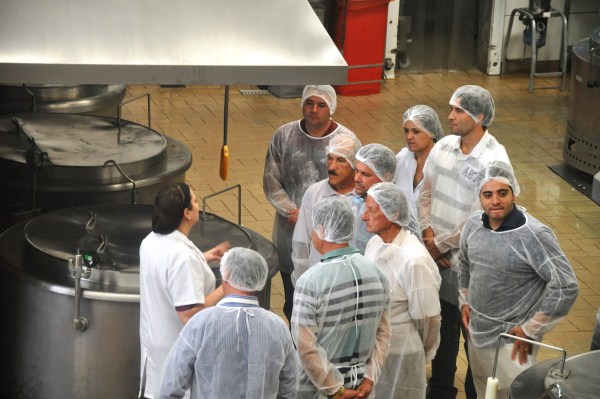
22,204,252,293
543,351,600,399
0,113,166,167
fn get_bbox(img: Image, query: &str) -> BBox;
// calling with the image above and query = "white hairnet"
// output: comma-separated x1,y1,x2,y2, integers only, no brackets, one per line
356,144,397,182
312,197,354,244
449,85,495,126
367,182,410,227
220,247,268,292
325,132,362,169
475,161,521,196
403,105,444,142
302,85,337,115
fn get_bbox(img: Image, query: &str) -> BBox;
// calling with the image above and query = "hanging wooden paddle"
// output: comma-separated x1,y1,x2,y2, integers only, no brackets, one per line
219,85,230,180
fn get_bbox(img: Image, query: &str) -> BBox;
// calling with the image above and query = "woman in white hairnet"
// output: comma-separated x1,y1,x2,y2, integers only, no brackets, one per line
459,162,579,398
263,85,356,323
362,182,441,399
159,247,296,399
394,105,444,217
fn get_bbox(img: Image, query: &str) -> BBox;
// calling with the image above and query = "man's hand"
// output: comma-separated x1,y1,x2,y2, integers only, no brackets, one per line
287,208,299,225
461,305,471,341
203,241,231,262
355,377,374,398
509,325,533,365
422,228,451,268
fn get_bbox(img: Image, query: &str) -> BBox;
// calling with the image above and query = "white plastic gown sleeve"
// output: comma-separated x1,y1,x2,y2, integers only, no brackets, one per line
364,231,441,362
458,211,578,347
292,250,391,397
158,304,297,399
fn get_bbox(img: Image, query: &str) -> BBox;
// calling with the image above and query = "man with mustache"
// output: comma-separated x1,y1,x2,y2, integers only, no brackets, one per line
291,132,362,283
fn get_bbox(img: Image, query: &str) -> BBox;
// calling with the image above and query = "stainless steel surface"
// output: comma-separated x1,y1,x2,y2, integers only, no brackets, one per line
0,204,279,398
544,351,600,399
509,358,558,398
22,204,252,292
509,351,600,399
0,0,347,85
0,113,192,211
0,84,126,116
563,38,600,175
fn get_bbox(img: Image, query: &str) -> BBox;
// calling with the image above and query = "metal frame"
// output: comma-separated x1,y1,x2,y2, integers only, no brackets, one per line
501,7,568,93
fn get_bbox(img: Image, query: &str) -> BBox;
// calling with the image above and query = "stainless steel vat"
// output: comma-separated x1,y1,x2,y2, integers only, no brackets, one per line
0,113,192,214
0,204,278,398
509,351,600,398
0,84,126,117
563,28,600,175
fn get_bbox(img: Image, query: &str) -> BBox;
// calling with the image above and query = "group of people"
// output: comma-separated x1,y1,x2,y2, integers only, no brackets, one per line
138,84,580,399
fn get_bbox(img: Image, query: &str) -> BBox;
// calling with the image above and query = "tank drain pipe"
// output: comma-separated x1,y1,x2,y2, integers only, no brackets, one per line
69,251,91,331
103,159,137,204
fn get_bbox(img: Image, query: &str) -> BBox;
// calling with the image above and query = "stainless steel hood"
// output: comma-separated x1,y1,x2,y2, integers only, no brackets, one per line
0,0,347,85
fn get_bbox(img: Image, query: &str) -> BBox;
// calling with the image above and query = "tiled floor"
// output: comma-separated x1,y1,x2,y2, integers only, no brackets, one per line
123,69,600,398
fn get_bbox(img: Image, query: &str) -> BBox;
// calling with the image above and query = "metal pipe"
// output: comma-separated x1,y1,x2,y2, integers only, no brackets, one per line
491,332,568,379
117,93,151,144
201,184,242,225
69,252,90,331
103,159,137,204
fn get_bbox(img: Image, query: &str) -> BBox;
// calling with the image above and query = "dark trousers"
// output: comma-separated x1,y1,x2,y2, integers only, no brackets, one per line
280,271,295,324
428,299,476,399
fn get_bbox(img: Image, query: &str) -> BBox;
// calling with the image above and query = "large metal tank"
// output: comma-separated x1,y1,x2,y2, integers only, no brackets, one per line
0,84,126,117
0,203,278,398
562,27,600,175
509,351,600,398
0,113,192,221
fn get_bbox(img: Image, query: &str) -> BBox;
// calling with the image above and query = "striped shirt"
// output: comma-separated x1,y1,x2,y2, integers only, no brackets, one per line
292,246,391,398
418,132,510,304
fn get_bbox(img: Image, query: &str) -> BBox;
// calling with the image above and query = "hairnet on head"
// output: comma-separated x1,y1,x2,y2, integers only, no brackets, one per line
475,161,520,196
367,182,410,227
220,247,268,292
403,104,444,142
325,132,362,169
302,85,337,115
449,85,495,126
312,197,354,244
356,143,397,182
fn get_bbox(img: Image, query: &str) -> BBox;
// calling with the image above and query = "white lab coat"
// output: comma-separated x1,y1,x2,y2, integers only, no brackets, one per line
139,230,216,399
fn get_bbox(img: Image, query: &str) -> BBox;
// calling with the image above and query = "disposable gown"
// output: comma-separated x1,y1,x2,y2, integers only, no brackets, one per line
292,247,391,398
291,178,354,284
458,210,578,346
263,120,355,274
158,296,296,399
458,210,578,396
418,132,510,304
365,229,441,399
352,195,422,254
